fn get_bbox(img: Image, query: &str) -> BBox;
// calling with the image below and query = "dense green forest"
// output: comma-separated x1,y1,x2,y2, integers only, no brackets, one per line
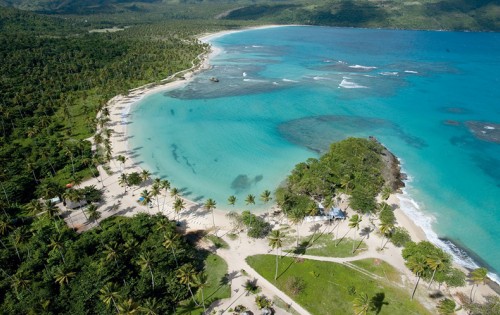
0,212,214,314
0,8,244,314
2,0,499,31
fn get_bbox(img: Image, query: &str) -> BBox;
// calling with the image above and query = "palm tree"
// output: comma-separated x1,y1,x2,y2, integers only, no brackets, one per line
192,272,209,314
0,216,13,235
137,253,155,290
407,256,427,300
288,208,305,247
260,190,272,203
176,264,198,305
86,204,101,226
43,200,60,219
116,155,127,172
436,298,456,315
49,235,66,265
379,221,394,250
99,282,121,312
119,173,128,193
268,229,285,280
381,186,392,200
53,267,76,287
43,200,61,232
228,195,237,206
156,217,171,233
336,214,361,247
204,198,217,234
469,267,488,302
24,199,44,217
118,298,139,315
103,242,119,266
151,184,161,213
163,231,180,267
140,169,151,184
426,255,447,289
349,215,363,252
139,298,159,315
140,190,152,209
352,293,371,315
173,198,185,222
160,179,170,211
170,187,180,199
245,194,256,205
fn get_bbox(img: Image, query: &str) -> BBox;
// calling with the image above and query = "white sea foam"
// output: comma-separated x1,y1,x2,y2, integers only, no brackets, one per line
252,45,263,48
349,64,377,70
282,78,299,83
339,79,368,89
404,70,418,74
484,126,495,130
243,78,267,82
396,166,500,285
380,71,399,76
242,72,247,77
313,76,330,80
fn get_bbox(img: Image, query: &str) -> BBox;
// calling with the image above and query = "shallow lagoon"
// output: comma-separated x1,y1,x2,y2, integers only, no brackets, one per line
129,26,500,280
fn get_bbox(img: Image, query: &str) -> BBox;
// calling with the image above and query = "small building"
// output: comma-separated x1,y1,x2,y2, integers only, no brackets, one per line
329,207,346,220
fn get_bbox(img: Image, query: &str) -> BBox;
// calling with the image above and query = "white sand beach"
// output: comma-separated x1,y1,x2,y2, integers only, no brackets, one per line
63,26,498,314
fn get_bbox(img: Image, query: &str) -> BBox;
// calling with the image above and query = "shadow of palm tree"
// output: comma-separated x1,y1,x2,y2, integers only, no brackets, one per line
370,292,388,314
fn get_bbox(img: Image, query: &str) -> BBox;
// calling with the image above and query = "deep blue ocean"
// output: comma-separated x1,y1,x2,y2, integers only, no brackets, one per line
129,26,500,281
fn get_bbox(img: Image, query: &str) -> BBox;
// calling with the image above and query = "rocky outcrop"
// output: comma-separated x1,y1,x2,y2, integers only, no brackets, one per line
369,136,405,192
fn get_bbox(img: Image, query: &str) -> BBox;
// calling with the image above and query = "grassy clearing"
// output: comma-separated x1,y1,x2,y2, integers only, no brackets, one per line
351,258,402,284
303,234,367,257
176,253,231,315
285,234,366,258
246,255,431,315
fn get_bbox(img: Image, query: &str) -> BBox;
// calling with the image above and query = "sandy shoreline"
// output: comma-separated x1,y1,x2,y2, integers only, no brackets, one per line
67,24,498,314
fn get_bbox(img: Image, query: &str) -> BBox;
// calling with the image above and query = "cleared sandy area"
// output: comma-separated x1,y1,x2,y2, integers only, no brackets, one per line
64,25,498,314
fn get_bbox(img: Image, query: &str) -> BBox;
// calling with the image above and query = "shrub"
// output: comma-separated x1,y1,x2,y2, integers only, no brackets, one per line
255,295,272,309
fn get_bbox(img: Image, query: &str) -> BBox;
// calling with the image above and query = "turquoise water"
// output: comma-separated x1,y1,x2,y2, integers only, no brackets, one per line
129,26,500,280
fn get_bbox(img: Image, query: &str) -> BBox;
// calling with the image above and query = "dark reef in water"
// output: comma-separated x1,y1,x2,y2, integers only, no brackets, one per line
277,115,426,153
443,120,460,126
230,174,263,193
465,121,500,143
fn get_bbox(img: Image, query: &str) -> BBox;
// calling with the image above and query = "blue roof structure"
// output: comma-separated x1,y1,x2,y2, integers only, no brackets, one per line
329,207,346,219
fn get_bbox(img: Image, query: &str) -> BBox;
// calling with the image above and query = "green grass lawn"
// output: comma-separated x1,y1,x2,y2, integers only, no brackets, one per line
303,234,367,257
246,255,431,315
285,234,366,258
176,253,231,315
350,258,402,284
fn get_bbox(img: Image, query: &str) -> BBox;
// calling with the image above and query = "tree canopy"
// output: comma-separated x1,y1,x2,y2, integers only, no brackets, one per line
0,212,210,314
276,137,389,215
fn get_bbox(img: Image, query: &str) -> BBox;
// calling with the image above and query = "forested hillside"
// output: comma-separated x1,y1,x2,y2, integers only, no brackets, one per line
2,0,499,31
